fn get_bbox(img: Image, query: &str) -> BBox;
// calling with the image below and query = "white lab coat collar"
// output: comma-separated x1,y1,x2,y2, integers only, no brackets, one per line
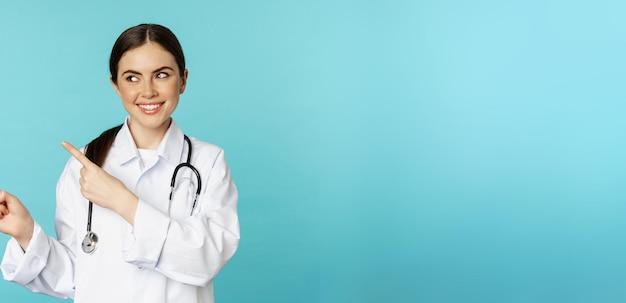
112,117,185,166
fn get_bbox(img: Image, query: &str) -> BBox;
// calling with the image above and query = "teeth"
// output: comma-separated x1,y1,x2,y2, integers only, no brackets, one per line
139,103,161,111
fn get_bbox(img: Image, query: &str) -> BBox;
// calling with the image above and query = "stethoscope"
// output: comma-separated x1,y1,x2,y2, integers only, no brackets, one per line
82,135,202,254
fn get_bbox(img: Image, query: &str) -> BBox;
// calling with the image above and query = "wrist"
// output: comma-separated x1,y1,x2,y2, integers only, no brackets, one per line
115,191,138,225
15,218,34,251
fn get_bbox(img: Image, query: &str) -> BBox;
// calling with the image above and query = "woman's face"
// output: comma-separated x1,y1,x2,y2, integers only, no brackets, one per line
111,42,187,137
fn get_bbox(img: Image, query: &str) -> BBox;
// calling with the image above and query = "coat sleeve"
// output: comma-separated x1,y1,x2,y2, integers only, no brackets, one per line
0,160,78,299
121,149,240,286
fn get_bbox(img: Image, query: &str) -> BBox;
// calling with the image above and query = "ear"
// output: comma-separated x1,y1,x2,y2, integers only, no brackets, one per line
110,76,121,97
179,69,189,94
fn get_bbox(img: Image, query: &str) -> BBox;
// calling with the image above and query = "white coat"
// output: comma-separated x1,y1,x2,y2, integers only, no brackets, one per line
1,118,240,303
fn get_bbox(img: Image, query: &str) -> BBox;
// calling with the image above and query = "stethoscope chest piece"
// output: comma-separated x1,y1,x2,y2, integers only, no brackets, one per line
82,231,98,254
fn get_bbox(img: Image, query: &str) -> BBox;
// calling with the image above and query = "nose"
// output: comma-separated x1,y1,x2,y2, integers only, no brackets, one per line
141,80,157,98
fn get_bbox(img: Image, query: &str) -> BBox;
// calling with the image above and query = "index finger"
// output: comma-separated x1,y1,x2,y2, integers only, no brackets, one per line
62,141,96,168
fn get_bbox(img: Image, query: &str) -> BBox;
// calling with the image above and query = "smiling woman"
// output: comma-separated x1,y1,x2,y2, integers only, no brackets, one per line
0,24,239,303
113,41,188,149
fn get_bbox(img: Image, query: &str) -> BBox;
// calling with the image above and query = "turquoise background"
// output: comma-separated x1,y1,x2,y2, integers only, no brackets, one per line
1,0,626,302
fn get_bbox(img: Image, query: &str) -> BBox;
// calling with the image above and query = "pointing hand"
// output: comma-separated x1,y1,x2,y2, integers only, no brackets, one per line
62,141,138,224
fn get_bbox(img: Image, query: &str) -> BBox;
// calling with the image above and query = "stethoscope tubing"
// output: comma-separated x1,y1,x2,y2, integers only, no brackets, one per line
82,135,201,254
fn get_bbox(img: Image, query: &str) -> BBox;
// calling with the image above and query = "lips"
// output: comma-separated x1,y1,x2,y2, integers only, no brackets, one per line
137,102,164,114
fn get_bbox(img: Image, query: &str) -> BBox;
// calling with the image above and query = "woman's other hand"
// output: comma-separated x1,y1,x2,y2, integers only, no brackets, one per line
0,190,34,250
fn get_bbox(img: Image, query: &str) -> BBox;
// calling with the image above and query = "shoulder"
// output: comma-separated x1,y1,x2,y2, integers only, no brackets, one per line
187,136,223,156
186,136,229,168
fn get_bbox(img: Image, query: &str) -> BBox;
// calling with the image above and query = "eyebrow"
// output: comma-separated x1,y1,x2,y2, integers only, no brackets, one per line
121,66,175,75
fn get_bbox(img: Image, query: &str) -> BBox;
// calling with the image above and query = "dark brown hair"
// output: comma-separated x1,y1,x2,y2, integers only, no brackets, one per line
85,124,123,166
86,24,185,166
110,23,186,84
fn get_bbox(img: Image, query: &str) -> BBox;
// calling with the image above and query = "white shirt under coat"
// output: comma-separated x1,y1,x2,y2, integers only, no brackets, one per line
1,118,240,303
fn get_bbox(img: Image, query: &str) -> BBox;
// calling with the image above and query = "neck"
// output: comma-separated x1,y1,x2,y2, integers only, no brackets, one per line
128,118,171,149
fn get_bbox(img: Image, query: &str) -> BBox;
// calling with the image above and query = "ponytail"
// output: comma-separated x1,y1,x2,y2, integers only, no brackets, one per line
84,124,123,167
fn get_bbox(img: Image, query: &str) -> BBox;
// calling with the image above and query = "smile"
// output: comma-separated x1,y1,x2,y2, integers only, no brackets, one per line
138,103,163,111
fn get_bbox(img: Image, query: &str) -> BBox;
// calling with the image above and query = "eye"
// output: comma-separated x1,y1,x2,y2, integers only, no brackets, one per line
126,75,139,82
156,72,169,79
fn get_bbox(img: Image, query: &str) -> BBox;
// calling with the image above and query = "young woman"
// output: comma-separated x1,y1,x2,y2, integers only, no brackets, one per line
0,24,239,303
